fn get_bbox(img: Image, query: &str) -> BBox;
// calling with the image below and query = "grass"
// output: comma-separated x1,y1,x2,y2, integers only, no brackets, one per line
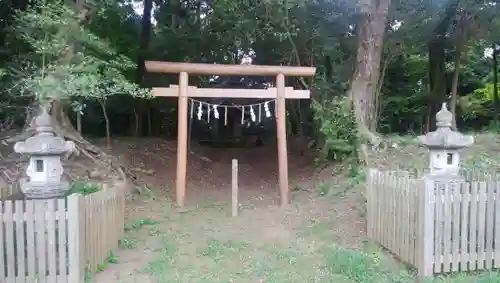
125,218,500,282
127,206,409,283
100,132,500,283
118,236,137,249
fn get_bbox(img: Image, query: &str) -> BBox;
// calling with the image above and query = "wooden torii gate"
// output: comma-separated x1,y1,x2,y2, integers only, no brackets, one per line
145,61,316,207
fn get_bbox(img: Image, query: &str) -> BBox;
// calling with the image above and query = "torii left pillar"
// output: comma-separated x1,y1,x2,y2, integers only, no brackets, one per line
176,72,189,206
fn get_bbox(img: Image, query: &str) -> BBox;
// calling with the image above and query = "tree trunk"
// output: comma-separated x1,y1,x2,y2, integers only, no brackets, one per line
98,99,111,149
426,0,462,130
76,111,82,134
349,0,392,164
427,39,447,131
373,53,393,131
493,44,499,121
136,0,153,85
450,40,463,129
133,0,154,137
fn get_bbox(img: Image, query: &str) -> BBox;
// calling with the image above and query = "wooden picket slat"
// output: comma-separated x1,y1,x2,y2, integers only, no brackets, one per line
451,182,461,272
495,182,500,268
485,181,495,269
407,178,414,264
57,198,68,283
443,184,452,273
25,200,36,278
470,182,478,270
477,182,487,270
401,178,408,263
0,201,5,281
434,184,443,273
15,200,26,282
460,182,470,271
5,201,15,283
35,200,47,282
47,199,57,282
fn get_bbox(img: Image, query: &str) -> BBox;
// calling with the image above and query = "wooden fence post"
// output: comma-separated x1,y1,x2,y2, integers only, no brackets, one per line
232,159,238,217
67,194,85,283
417,178,435,282
366,168,376,238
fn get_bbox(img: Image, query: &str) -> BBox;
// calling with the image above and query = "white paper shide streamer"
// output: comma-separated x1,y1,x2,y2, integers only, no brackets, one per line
264,101,271,117
224,106,228,125
213,104,219,119
197,102,203,120
207,104,211,122
250,106,256,122
189,98,276,125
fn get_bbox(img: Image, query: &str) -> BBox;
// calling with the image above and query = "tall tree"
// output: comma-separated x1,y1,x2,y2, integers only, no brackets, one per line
449,11,468,129
133,0,154,137
349,0,392,164
494,43,499,121
426,0,461,131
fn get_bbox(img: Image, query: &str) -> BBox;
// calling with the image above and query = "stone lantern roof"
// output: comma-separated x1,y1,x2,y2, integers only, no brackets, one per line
418,103,474,149
14,107,75,155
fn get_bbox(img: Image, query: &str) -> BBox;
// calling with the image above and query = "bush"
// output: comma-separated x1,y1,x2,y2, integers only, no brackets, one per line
69,182,100,196
312,95,357,163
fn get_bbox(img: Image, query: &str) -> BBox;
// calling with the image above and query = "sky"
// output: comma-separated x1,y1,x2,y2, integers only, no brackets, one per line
131,1,157,25
131,1,144,15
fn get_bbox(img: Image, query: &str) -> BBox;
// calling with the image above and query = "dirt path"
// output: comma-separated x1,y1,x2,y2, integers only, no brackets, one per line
110,138,328,205
93,190,365,283
91,139,366,283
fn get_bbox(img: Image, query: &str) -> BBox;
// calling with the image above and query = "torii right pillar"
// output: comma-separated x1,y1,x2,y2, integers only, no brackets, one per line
276,73,289,206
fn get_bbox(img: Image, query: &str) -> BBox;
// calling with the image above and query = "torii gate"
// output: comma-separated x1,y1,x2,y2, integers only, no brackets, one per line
145,61,316,207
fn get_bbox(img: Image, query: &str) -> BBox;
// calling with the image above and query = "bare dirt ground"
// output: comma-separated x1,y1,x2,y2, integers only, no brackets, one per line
90,133,500,283
91,138,367,283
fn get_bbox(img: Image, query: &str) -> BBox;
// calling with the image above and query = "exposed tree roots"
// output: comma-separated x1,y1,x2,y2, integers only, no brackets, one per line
1,104,150,194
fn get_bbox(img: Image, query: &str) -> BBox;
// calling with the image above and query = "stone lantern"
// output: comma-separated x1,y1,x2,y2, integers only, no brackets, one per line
14,108,75,199
418,103,474,177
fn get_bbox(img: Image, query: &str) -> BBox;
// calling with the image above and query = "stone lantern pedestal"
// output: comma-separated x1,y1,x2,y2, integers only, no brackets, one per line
14,108,75,199
418,103,474,180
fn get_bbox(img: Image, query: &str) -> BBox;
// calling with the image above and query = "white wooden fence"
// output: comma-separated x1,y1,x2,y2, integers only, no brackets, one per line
0,187,125,283
367,169,500,280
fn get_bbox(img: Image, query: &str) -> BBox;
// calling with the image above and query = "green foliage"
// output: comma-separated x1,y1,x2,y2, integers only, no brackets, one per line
312,91,357,163
119,236,137,249
325,247,413,282
459,84,497,121
7,1,150,107
1,0,500,144
69,182,100,195
95,250,118,273
378,54,428,133
485,120,500,134
316,181,330,196
124,218,160,232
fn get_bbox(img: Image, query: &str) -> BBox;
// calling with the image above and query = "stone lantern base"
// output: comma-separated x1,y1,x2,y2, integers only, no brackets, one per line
19,178,71,199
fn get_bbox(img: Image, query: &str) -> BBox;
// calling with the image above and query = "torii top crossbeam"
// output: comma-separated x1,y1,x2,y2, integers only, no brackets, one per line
145,61,316,77
145,60,316,208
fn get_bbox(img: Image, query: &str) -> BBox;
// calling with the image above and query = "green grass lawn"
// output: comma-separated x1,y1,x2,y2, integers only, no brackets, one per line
107,201,500,283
